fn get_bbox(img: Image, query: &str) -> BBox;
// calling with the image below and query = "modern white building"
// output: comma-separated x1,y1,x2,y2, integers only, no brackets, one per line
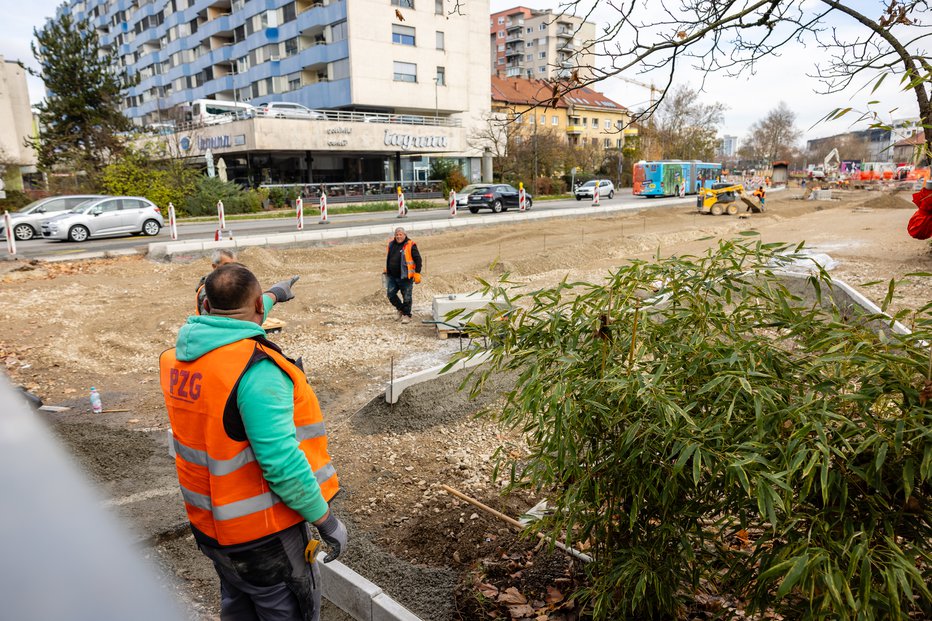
720,134,737,158
46,0,492,185
0,57,38,192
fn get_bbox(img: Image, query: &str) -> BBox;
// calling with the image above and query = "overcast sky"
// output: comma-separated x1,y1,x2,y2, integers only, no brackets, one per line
2,0,922,145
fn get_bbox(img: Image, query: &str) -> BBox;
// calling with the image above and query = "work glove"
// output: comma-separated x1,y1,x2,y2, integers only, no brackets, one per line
412,273,422,284
315,512,347,563
267,275,300,303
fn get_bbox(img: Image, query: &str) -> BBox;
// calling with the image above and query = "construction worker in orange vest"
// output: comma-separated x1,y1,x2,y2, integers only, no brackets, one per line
384,227,423,324
753,186,766,211
160,263,345,621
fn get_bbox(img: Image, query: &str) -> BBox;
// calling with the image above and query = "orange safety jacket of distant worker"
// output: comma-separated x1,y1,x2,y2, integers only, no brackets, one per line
387,239,417,279
159,338,339,546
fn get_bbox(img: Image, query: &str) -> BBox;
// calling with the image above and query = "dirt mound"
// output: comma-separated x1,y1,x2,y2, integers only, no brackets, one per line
859,193,916,210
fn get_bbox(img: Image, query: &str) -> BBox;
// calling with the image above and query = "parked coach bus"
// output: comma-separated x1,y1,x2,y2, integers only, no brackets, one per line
633,160,722,197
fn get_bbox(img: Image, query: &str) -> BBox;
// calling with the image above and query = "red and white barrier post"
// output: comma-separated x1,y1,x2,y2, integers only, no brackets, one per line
319,193,329,224
4,211,16,255
449,189,457,218
519,182,526,212
168,202,178,240
397,186,407,218
592,181,600,206
215,200,226,241
296,197,304,230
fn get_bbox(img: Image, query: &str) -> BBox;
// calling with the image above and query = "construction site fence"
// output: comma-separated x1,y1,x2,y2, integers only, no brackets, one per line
260,180,445,204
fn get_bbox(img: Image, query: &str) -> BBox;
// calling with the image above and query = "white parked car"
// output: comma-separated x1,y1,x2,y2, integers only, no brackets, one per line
574,179,615,200
454,184,485,207
255,102,327,120
40,196,164,242
1,195,104,241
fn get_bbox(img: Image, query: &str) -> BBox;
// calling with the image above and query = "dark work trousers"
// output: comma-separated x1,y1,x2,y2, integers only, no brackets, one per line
386,275,414,317
196,523,321,621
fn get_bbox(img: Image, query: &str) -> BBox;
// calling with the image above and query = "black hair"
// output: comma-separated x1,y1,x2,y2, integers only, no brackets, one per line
205,263,261,310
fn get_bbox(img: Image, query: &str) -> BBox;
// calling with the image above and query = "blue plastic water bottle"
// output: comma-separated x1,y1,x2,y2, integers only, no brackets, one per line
90,387,103,414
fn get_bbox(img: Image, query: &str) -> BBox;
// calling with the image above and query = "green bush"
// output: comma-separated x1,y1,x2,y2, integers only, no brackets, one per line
0,190,33,211
100,147,199,210
266,186,299,209
457,237,932,620
184,176,262,217
430,158,468,194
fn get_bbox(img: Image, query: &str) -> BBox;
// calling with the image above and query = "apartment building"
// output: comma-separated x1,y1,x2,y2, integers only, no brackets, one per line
491,76,635,150
47,0,491,184
490,6,595,81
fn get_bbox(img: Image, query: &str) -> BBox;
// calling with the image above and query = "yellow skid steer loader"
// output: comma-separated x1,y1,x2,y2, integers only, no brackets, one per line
697,183,763,215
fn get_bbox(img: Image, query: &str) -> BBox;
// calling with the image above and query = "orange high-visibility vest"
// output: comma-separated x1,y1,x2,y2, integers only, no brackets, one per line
159,337,339,546
386,238,417,279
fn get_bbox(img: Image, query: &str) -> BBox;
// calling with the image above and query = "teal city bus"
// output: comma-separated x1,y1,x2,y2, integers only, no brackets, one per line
632,160,722,197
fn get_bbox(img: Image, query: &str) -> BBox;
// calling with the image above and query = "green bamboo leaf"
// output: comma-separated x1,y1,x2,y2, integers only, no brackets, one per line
776,554,810,597
870,72,887,94
903,458,915,499
692,448,702,486
875,442,888,473
673,443,697,473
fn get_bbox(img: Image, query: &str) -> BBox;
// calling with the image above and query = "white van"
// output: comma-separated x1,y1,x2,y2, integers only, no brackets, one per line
184,99,255,125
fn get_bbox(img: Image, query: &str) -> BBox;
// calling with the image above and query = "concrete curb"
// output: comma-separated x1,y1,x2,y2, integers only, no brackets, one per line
385,350,491,404
148,187,788,261
318,555,422,621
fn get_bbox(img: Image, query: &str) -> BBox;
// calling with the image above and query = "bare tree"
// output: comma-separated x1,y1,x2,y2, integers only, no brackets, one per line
745,102,802,163
554,1,931,158
645,85,726,160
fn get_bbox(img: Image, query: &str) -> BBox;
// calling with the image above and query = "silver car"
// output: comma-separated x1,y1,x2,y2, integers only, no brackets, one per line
454,184,484,207
255,102,327,119
1,195,104,241
41,196,164,242
574,179,615,200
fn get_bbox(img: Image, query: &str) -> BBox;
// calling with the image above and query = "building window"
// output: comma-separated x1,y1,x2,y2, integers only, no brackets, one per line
436,31,444,50
538,51,545,59
393,61,417,82
552,115,558,125
538,66,546,73
436,66,445,86
514,112,522,123
497,16,504,24
539,114,545,124
282,2,296,23
526,27,532,33
497,44,504,52
284,37,298,55
604,138,611,147
605,119,612,129
289,75,301,90
331,20,348,41
436,0,443,13
616,138,623,148
497,58,505,64
497,30,504,38
592,117,598,127
392,0,414,7
332,58,349,79
392,24,416,45
526,40,534,47
525,54,531,61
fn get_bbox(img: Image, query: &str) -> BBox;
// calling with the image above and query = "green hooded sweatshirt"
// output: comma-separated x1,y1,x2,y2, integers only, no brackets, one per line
173,296,329,526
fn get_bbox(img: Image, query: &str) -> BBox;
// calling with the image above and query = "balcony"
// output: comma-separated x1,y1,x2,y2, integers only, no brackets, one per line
566,124,584,135
504,47,523,58
556,28,573,38
505,20,523,31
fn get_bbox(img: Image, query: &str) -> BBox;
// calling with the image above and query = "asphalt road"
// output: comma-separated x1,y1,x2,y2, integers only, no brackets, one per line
6,192,697,261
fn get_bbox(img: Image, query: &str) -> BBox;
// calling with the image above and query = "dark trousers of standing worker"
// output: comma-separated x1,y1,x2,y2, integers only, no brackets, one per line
196,522,321,621
386,275,414,317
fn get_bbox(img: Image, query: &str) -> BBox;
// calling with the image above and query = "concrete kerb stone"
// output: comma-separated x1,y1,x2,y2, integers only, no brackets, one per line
318,553,424,621
385,350,491,404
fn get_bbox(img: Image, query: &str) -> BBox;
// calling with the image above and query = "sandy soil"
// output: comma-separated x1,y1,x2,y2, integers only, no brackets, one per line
1,188,929,619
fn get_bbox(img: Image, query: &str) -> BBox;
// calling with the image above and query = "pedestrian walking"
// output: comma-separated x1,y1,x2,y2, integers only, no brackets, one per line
160,264,346,621
384,227,422,324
